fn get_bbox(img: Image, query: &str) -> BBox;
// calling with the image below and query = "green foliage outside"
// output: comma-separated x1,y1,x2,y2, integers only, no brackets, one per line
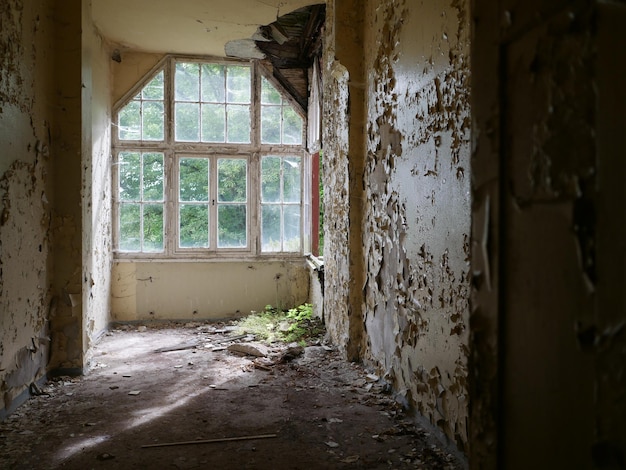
116,61,306,253
234,303,324,345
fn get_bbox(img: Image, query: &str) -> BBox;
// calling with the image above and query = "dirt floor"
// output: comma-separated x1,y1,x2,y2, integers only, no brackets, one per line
0,323,467,469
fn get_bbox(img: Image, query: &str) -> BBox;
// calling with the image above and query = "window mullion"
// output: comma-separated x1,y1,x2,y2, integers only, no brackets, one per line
209,156,217,250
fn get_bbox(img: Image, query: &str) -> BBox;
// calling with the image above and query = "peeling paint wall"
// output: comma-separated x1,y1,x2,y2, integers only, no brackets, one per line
321,0,358,355
361,0,471,450
470,0,626,468
111,261,309,321
82,0,113,369
0,0,55,414
323,0,471,451
48,0,84,373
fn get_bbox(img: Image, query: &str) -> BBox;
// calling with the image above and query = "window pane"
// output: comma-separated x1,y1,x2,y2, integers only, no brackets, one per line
218,205,246,248
119,101,141,140
142,101,164,140
175,103,200,141
175,63,200,101
226,104,250,143
218,159,246,202
119,152,140,201
261,205,281,252
143,153,164,201
142,72,164,100
201,64,225,102
261,77,281,104
261,106,281,144
201,104,225,142
179,158,209,202
284,205,301,251
283,106,303,145
283,156,301,203
261,156,280,203
143,204,164,252
119,203,141,251
226,66,250,103
180,204,209,248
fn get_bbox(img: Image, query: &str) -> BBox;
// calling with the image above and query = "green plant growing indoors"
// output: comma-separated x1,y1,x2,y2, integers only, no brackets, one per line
234,303,323,344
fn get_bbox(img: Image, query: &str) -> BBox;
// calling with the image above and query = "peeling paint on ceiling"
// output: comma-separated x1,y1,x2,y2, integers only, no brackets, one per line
92,0,322,57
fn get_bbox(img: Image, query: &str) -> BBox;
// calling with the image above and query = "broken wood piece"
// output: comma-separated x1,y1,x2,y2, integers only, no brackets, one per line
141,433,278,449
153,342,198,353
212,334,247,344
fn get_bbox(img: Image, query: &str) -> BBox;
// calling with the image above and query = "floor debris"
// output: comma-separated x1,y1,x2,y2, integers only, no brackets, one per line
0,323,467,470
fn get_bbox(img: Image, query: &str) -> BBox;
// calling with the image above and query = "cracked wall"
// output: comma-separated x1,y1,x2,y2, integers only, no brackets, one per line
0,0,55,414
323,0,471,451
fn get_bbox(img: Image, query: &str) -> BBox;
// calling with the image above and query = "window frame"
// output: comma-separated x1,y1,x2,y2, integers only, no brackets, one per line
112,55,308,260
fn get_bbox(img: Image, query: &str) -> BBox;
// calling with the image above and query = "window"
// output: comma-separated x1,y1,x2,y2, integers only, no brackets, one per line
261,155,301,252
113,57,307,258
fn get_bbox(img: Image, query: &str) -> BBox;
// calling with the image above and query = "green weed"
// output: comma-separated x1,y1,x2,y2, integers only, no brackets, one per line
234,303,324,344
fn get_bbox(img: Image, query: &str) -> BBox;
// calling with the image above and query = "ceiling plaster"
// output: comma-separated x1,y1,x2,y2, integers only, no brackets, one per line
92,0,321,57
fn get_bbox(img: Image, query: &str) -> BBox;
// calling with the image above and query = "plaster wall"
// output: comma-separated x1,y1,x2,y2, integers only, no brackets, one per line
82,0,113,368
111,260,310,321
0,0,56,413
323,0,471,451
321,0,359,355
361,0,471,450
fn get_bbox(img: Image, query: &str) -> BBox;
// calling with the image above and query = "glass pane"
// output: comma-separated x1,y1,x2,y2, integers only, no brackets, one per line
283,106,303,145
218,159,246,202
175,103,200,141
179,158,209,202
226,66,250,103
283,205,301,252
226,104,250,143
218,205,246,248
142,71,164,100
119,152,140,201
175,62,200,101
142,101,164,140
283,156,301,203
261,205,281,252
180,204,209,248
261,77,281,104
143,153,164,201
201,64,225,102
143,204,164,252
261,105,281,144
261,156,280,203
119,203,141,251
118,100,141,140
201,104,225,142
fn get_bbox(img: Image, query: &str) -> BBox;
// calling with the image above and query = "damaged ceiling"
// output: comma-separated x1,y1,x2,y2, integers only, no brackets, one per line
92,0,325,111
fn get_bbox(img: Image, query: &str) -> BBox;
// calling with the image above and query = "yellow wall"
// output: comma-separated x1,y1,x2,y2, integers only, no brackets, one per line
111,260,310,321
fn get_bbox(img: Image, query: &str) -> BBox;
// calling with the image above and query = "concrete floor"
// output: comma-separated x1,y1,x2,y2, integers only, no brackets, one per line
0,323,466,469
